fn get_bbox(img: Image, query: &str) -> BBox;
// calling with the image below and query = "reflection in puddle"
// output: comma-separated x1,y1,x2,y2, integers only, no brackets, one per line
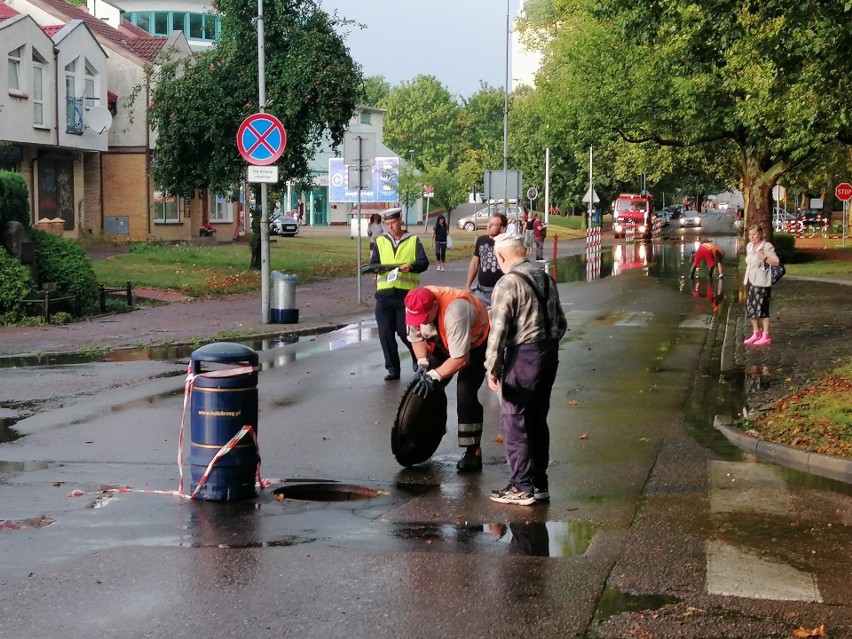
592,587,681,623
391,520,599,557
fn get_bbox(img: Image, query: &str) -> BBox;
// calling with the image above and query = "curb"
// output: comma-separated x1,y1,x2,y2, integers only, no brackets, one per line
714,416,852,485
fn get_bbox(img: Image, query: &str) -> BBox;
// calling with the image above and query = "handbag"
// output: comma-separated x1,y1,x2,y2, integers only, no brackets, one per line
771,263,786,284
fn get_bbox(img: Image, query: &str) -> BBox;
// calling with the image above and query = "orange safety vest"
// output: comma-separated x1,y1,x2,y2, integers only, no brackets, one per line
425,286,489,351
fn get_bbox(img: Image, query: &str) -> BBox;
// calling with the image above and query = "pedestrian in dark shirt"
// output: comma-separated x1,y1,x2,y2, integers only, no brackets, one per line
465,213,507,306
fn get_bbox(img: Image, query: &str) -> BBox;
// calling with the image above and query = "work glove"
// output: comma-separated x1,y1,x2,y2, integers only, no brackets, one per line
414,357,430,378
413,369,442,399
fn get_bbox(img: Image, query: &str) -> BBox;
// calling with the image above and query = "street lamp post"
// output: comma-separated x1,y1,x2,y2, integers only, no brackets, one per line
407,149,414,227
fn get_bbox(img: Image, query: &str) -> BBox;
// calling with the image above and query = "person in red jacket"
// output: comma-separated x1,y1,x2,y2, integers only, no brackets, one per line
689,240,725,279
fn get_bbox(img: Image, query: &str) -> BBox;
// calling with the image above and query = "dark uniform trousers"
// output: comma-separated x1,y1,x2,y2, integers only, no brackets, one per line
375,290,414,375
429,339,487,448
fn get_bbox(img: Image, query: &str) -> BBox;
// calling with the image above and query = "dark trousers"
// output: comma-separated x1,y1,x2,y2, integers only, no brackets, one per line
375,292,413,374
431,340,487,447
500,339,559,493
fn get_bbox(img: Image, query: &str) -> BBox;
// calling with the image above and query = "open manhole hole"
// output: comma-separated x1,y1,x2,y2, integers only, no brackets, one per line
273,483,384,502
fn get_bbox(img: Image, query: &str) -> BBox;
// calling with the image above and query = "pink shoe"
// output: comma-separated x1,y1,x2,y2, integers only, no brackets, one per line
752,333,771,346
743,332,762,346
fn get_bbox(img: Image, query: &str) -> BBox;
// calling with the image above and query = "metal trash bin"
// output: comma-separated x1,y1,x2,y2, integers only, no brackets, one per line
189,342,259,501
271,271,299,323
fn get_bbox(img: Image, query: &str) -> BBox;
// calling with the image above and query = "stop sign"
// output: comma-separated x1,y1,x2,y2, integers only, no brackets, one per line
836,182,852,201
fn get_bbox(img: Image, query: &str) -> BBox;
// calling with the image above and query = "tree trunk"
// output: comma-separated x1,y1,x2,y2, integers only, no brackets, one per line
740,157,775,243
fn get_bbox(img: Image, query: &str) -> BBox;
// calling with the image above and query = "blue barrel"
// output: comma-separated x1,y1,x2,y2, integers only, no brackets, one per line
189,343,259,501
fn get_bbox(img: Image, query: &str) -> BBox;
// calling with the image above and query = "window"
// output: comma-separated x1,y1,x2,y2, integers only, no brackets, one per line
154,12,170,35
8,46,23,93
189,13,204,39
133,12,151,32
210,195,234,223
65,57,78,97
32,60,44,125
360,111,372,125
84,60,97,109
153,191,180,223
172,13,185,33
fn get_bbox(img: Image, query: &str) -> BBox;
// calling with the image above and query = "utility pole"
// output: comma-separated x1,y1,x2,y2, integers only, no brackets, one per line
257,0,270,323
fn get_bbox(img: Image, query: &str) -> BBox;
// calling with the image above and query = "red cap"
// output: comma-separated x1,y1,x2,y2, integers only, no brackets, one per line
404,288,437,326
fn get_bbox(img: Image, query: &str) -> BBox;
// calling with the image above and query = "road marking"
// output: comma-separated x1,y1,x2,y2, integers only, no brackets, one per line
706,461,822,602
679,315,713,329
706,541,823,602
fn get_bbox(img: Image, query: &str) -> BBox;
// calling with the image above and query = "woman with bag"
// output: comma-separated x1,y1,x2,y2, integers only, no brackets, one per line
743,224,780,347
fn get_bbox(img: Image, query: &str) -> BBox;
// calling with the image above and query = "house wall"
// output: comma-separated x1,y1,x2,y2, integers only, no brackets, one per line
102,151,149,241
0,16,56,147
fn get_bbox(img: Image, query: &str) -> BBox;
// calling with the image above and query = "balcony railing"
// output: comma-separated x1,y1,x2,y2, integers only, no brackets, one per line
66,97,84,135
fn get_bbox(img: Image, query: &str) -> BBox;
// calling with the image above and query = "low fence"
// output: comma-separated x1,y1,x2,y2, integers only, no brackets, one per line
99,282,133,312
19,291,81,323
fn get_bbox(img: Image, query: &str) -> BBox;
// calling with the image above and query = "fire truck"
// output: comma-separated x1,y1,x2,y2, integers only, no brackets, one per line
612,193,655,240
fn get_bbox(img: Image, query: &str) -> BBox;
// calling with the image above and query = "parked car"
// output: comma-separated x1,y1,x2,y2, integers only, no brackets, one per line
269,213,299,236
456,204,525,232
680,211,702,228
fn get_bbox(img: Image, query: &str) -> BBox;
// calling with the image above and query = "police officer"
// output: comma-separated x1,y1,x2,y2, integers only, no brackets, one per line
369,208,430,381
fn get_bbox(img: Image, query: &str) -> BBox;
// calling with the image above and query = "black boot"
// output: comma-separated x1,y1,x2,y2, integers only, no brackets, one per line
456,446,482,472
689,268,696,279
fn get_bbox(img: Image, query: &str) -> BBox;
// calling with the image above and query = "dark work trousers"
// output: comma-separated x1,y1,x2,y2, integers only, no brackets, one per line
500,339,559,493
429,339,487,449
375,291,413,375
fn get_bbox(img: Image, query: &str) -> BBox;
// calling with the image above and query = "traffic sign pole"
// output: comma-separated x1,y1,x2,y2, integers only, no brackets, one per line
835,183,851,248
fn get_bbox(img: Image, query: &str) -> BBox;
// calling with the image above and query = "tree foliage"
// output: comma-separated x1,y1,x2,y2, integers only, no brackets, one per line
530,0,852,236
422,157,468,223
148,0,361,196
357,75,391,108
379,75,460,171
0,171,31,229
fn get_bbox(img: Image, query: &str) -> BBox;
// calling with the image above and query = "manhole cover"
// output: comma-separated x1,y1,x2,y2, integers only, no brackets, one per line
273,483,383,502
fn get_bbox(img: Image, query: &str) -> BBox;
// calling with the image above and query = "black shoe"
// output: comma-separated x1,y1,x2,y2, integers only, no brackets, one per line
456,448,482,472
384,372,400,381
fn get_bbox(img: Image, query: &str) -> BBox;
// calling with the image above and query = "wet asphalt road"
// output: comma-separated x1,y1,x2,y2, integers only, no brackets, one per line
1,217,852,638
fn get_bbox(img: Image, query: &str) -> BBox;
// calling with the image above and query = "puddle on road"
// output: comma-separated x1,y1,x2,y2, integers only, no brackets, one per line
0,417,21,444
391,520,599,558
592,587,681,624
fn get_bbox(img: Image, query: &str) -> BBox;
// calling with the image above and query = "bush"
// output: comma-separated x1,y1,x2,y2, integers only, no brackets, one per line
773,232,796,263
0,247,35,320
30,230,98,306
0,170,31,229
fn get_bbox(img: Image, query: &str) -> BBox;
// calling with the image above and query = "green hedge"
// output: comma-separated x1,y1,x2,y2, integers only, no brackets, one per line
0,247,35,322
0,170,31,229
31,230,99,306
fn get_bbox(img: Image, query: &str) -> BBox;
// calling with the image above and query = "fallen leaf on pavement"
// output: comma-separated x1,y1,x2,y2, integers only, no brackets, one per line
792,624,826,638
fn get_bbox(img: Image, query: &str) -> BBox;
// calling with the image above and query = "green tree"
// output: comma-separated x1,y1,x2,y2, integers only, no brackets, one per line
456,82,505,182
357,75,391,108
396,163,422,226
531,0,852,236
0,170,31,229
422,158,467,225
380,75,459,170
147,0,361,266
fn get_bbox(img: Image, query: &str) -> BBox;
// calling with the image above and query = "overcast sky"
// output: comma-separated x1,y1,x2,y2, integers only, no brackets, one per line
318,0,523,100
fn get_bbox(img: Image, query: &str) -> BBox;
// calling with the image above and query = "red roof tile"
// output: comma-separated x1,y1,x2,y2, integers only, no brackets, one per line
24,0,172,62
42,24,64,36
0,4,20,19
